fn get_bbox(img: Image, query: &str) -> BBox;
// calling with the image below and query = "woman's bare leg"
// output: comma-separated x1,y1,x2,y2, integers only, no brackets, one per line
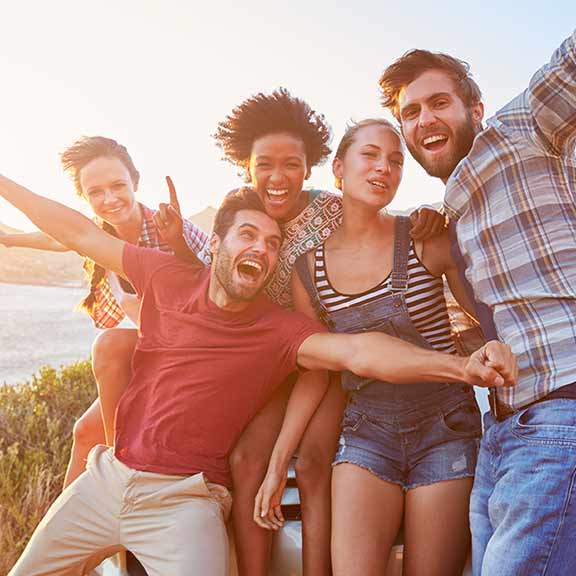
296,381,347,576
91,328,138,444
229,378,293,576
331,463,404,576
403,478,473,576
62,398,106,488
62,328,137,489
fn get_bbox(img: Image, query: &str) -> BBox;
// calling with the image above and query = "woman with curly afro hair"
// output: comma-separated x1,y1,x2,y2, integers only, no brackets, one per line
215,88,345,576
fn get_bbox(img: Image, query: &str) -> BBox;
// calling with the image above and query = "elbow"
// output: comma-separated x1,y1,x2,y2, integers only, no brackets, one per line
344,336,373,379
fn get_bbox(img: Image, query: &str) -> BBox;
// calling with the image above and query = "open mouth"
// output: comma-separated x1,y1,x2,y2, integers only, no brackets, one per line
266,189,289,203
422,134,448,152
236,258,265,283
368,180,389,191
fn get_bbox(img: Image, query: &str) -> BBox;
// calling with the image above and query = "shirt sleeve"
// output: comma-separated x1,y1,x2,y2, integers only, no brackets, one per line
122,243,175,297
527,30,576,155
182,219,211,265
282,311,327,372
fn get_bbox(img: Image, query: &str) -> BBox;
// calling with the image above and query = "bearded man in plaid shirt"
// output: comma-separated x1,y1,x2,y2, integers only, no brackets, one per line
380,31,576,575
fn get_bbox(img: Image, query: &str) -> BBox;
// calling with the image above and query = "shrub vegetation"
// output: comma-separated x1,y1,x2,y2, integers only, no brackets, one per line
0,361,96,574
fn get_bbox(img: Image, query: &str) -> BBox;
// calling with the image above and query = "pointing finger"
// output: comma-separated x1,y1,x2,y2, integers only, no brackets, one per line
165,176,182,216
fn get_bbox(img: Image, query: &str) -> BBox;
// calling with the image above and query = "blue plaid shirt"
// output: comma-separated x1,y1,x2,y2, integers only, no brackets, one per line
444,31,576,411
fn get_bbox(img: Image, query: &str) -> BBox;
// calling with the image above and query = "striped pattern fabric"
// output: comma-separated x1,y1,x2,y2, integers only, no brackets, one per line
443,31,576,410
88,203,210,328
314,242,456,354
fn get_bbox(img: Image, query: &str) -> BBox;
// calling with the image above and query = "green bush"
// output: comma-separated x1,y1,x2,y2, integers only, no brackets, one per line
0,361,96,575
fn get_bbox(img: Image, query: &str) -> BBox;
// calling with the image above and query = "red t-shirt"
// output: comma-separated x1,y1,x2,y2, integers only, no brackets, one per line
114,244,324,488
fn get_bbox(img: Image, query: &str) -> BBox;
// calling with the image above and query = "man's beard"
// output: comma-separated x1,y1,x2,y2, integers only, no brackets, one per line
214,243,266,302
408,113,478,181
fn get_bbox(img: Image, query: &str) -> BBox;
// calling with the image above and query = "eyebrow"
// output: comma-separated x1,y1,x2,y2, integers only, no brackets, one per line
402,91,452,110
254,154,303,162
238,222,282,242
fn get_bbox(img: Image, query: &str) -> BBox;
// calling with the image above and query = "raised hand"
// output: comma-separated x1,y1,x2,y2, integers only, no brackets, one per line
153,176,184,246
253,468,288,531
410,206,447,240
463,340,518,388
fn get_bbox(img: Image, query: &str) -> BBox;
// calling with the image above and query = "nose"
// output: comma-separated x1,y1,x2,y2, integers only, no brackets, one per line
375,157,391,174
418,106,437,128
102,187,116,204
251,236,268,254
269,167,285,185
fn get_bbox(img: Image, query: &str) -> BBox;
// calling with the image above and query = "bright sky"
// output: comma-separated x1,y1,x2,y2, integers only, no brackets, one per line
0,0,574,230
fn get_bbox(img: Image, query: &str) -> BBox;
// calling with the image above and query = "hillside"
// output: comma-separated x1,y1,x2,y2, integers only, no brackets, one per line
0,223,85,287
0,208,217,287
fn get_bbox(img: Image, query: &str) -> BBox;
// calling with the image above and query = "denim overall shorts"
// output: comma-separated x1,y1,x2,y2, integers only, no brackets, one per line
295,216,481,490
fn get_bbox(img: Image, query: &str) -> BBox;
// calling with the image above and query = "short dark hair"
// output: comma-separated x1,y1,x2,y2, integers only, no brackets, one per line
60,136,140,197
379,50,482,120
213,187,280,239
214,88,332,174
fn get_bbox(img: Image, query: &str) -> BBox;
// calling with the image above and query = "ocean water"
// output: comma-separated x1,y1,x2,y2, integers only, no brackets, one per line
0,283,99,386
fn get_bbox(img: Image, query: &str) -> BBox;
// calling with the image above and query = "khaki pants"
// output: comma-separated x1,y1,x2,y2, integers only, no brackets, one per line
9,445,232,576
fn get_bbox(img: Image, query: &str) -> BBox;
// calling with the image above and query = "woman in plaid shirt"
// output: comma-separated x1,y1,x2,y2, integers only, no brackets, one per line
0,136,210,488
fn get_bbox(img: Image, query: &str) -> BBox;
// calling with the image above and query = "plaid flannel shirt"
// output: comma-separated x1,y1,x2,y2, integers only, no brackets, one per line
87,203,210,328
444,31,576,411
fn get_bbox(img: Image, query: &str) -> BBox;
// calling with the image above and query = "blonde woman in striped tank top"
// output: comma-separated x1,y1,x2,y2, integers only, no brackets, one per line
290,119,483,576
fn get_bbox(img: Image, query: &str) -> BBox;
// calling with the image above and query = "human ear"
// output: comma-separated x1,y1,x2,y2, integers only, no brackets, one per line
471,101,484,123
209,233,221,255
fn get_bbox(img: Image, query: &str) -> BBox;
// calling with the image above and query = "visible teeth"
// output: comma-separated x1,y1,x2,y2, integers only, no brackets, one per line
267,189,288,197
423,135,447,146
240,259,263,272
369,181,387,189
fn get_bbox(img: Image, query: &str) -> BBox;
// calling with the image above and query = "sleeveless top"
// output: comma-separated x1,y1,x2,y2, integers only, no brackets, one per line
296,216,462,396
313,237,456,354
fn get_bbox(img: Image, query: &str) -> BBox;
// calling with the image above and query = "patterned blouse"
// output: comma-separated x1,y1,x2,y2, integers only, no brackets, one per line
265,189,343,309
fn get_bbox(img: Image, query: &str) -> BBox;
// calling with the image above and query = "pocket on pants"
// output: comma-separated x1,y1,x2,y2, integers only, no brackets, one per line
439,401,482,439
512,399,576,445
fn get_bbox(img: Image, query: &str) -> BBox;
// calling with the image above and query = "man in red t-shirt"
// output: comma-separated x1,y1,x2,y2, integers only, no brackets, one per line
0,179,517,576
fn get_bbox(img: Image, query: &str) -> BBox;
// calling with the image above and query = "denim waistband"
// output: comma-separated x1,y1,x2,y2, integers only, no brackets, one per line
348,381,475,424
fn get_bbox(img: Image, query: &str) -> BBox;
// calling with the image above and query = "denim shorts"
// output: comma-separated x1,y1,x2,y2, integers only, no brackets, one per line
333,384,482,491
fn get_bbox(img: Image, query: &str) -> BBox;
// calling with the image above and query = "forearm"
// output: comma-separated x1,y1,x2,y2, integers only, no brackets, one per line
0,175,99,255
267,370,329,474
1,231,69,251
299,332,466,384
348,332,467,383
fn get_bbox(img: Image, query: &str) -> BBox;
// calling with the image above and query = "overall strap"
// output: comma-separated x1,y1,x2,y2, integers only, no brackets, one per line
294,252,333,327
390,216,411,293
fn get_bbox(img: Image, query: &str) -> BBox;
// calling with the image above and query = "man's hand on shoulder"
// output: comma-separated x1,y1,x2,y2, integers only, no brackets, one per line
410,205,447,240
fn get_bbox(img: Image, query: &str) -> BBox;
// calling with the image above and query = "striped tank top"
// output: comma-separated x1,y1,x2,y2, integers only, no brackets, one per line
314,242,457,354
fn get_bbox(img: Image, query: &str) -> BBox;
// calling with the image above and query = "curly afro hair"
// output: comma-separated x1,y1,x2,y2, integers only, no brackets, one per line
214,88,332,173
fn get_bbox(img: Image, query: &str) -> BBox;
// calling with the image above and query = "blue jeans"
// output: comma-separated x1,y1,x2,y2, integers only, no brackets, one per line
470,399,576,575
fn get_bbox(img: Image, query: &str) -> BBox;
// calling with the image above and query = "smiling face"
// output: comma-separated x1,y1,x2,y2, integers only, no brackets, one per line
333,124,404,210
248,132,310,222
79,156,139,225
210,209,282,303
398,69,483,182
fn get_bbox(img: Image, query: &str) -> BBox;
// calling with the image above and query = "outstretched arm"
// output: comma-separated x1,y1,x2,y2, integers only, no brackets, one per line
297,331,517,388
0,174,125,276
0,230,69,252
